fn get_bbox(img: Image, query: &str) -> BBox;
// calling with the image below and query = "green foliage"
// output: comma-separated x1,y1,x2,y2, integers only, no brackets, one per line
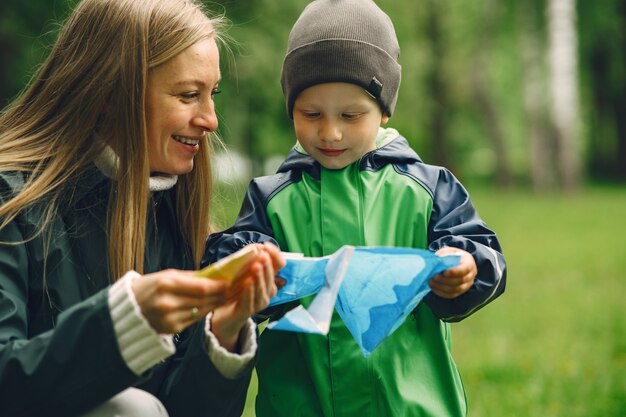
1,0,624,183
577,0,626,180
0,0,74,106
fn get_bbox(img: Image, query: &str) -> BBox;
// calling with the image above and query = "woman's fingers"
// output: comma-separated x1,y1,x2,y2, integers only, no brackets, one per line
263,241,286,270
132,270,232,334
137,244,285,336
229,245,281,308
260,249,277,303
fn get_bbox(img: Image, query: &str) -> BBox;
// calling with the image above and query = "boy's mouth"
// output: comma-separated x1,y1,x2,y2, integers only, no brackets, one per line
319,148,346,157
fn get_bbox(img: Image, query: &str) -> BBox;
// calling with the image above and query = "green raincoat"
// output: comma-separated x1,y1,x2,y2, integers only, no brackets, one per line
205,128,506,417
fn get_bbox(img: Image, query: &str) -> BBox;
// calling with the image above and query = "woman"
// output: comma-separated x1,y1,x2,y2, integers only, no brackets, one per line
0,0,283,416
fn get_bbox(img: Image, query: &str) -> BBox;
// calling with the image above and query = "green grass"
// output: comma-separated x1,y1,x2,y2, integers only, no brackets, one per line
451,185,626,417
213,184,626,417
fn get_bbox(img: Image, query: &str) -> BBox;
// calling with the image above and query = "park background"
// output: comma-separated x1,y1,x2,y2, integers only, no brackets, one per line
1,0,624,416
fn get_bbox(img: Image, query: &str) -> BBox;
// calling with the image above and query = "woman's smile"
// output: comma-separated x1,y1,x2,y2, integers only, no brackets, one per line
172,134,202,154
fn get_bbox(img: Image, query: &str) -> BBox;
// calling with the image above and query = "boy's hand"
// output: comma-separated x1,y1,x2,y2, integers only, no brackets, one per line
429,247,477,299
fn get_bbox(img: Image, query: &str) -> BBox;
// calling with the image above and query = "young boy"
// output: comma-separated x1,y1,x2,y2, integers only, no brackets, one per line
206,0,507,415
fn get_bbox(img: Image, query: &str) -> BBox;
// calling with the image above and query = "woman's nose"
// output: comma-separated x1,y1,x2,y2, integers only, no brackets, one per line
193,101,218,132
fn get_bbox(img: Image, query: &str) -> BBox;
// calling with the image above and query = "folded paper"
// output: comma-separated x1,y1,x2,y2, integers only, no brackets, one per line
196,244,258,281
267,246,460,356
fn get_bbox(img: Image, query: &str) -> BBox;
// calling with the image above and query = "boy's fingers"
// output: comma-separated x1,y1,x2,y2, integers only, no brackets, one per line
429,280,467,299
431,273,468,287
429,275,474,293
442,263,476,282
429,273,474,298
429,282,456,299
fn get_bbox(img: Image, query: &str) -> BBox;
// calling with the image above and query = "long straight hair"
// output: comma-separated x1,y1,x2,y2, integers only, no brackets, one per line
0,0,226,279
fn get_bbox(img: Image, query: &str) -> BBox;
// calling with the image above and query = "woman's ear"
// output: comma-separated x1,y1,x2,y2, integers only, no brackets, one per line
381,114,390,125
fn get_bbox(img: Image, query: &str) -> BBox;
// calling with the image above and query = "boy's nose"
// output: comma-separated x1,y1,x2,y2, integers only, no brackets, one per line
319,121,341,142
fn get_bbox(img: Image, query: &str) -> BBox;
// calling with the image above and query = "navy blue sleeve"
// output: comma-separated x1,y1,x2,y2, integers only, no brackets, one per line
203,178,279,267
421,167,507,322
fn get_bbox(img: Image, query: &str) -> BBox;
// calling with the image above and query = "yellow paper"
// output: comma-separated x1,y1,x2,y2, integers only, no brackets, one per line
196,245,258,281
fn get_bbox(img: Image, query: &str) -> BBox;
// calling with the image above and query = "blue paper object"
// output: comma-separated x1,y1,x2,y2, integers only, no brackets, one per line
268,246,353,334
267,246,460,356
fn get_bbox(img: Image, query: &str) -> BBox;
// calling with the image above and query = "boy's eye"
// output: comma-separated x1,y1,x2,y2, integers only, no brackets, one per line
342,113,361,120
301,111,320,119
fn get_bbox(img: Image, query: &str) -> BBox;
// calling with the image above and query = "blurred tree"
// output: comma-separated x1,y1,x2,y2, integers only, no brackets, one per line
518,0,560,191
422,0,454,172
578,0,626,182
210,0,307,177
471,0,512,188
517,0,586,191
547,0,582,191
2,0,622,187
0,0,72,107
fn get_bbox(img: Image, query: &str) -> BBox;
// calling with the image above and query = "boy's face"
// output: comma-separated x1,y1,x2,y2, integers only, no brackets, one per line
293,82,389,170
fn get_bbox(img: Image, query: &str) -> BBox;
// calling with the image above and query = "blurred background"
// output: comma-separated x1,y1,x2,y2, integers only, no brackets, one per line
1,0,624,416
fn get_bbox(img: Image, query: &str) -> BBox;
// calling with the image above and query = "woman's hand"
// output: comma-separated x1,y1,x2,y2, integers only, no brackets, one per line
132,269,230,334
211,242,286,352
429,247,477,299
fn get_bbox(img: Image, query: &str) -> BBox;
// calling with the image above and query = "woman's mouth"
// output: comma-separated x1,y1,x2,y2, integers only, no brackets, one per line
172,135,201,146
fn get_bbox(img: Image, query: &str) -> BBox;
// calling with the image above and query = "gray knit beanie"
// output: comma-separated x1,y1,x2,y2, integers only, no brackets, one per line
281,0,401,118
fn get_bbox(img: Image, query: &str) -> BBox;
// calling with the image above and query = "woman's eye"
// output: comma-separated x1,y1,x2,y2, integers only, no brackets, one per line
180,92,200,101
211,88,222,97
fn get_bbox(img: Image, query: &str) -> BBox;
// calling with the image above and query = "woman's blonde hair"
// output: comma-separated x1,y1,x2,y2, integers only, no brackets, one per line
0,0,226,279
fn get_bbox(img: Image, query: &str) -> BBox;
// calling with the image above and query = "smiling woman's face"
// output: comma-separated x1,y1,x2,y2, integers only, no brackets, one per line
145,38,221,175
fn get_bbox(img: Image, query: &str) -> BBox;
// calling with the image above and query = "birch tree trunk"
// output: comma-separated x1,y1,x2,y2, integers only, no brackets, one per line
547,0,582,190
472,0,512,188
519,0,558,191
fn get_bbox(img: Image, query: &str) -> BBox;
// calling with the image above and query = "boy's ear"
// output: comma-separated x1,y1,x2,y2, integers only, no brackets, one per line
381,114,390,125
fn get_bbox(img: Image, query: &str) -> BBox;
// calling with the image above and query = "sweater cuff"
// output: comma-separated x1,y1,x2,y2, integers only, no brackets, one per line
204,313,257,379
108,271,175,375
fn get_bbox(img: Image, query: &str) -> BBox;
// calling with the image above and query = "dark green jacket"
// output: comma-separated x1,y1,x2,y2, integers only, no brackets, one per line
206,129,507,417
0,167,251,417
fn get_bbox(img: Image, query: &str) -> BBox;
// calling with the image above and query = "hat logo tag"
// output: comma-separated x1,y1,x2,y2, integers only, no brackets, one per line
366,77,383,99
